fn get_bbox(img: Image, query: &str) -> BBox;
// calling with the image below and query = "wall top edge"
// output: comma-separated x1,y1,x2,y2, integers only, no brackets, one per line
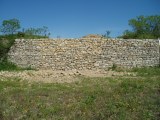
15,38,159,41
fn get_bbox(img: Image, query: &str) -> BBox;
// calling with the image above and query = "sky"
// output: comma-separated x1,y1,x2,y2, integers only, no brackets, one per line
0,0,160,38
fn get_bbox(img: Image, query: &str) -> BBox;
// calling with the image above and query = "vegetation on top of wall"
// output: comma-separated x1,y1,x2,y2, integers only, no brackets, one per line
0,16,159,71
119,15,160,39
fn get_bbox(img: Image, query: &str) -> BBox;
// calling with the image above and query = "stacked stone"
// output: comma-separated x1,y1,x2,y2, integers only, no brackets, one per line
8,38,159,70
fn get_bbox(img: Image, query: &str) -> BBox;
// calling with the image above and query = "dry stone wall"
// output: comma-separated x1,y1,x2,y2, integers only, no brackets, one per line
8,38,159,70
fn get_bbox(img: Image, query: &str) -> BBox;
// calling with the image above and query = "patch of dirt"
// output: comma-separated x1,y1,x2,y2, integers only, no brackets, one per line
0,70,134,83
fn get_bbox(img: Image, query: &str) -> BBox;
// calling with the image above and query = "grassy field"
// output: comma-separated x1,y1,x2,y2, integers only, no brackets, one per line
0,67,160,120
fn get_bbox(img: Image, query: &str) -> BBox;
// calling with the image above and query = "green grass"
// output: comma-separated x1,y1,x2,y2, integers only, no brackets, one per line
131,66,160,76
0,67,160,119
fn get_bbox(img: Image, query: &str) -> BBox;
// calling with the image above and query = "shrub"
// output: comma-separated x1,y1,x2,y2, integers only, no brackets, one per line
0,58,19,71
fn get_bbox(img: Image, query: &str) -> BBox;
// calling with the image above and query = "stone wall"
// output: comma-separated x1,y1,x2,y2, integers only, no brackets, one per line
8,38,159,70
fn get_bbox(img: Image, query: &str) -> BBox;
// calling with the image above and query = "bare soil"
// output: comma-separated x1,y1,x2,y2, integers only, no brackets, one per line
0,70,134,83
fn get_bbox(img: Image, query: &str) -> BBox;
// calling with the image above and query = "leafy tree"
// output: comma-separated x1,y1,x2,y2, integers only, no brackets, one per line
121,15,160,39
0,18,20,35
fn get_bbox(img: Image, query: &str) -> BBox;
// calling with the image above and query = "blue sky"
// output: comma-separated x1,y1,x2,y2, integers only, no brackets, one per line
0,0,160,38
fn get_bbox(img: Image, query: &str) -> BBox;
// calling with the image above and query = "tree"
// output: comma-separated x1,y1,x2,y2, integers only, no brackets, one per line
121,15,160,39
0,18,20,35
102,30,111,38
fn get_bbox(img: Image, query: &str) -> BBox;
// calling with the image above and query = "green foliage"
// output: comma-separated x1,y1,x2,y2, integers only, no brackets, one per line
0,58,20,71
0,35,35,71
17,31,25,38
0,18,20,35
0,18,50,38
0,18,50,60
0,35,16,59
0,67,159,119
24,26,50,37
121,15,160,39
0,18,49,71
0,34,45,72
0,58,35,71
121,30,137,39
0,33,49,60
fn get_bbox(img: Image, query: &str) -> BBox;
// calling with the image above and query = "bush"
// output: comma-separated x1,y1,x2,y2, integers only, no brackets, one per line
0,58,20,71
0,35,16,59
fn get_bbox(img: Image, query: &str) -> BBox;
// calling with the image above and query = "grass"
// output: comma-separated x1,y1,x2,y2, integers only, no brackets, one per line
131,66,160,76
0,67,160,119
